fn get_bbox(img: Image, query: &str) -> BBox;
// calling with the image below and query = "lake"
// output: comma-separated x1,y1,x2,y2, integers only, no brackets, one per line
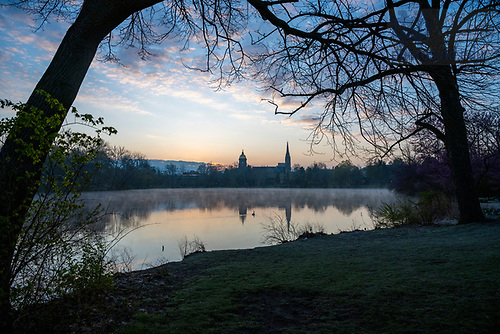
82,188,397,269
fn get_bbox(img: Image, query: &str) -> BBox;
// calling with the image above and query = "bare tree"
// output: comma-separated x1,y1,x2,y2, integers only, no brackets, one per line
245,0,499,224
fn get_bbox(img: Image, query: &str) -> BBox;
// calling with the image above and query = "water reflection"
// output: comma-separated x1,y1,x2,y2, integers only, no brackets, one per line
81,188,396,267
238,205,247,224
83,188,394,223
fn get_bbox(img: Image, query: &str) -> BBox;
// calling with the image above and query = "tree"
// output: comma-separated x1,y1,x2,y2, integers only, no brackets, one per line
246,0,499,224
0,1,162,327
363,160,394,188
165,163,179,176
333,160,362,188
305,162,332,187
0,0,242,327
405,108,500,196
466,110,500,196
1,95,116,329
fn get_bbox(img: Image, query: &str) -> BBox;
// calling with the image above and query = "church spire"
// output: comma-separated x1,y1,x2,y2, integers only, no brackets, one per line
285,142,291,171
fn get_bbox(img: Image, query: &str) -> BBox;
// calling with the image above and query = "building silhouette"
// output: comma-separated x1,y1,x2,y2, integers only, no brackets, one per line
238,150,247,169
238,143,291,184
277,142,292,179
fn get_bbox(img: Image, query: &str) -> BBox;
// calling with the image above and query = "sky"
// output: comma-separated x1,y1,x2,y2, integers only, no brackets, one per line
0,5,358,168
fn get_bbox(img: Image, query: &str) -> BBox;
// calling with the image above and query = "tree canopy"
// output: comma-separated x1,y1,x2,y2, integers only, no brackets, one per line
244,0,499,224
248,0,499,152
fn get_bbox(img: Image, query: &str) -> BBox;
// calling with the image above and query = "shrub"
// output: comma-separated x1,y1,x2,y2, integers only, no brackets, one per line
261,214,326,245
296,222,326,239
2,94,117,313
371,191,452,228
417,191,452,223
178,236,206,259
370,197,419,228
260,214,299,244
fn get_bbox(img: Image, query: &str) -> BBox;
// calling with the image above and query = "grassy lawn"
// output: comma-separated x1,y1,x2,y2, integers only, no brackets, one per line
120,222,500,333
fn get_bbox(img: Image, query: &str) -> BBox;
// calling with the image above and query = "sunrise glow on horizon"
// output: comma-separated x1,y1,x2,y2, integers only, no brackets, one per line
0,5,364,168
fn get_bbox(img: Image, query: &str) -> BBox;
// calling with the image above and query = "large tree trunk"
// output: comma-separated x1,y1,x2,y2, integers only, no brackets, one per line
0,0,161,329
431,67,485,224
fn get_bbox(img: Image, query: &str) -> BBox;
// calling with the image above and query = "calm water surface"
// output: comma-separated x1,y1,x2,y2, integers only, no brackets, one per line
82,188,397,268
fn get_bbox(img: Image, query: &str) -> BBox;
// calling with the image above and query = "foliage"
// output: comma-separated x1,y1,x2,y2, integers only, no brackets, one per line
332,161,363,188
371,198,419,228
417,191,453,223
402,108,500,197
178,236,206,260
1,95,116,312
371,191,453,228
90,143,159,190
260,214,299,244
296,222,326,239
261,214,326,245
86,155,397,189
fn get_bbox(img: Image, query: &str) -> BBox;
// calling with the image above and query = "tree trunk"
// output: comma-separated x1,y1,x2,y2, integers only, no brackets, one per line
431,67,485,224
0,0,161,329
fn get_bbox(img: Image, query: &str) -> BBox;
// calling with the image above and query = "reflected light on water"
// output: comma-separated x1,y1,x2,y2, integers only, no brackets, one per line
82,188,397,269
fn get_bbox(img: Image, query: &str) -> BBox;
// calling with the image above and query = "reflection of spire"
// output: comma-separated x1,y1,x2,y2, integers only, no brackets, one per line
285,202,292,232
278,197,292,232
239,205,247,224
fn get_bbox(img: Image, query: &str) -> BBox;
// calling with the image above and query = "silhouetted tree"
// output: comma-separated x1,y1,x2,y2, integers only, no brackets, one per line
305,162,332,187
246,0,499,223
290,165,307,187
363,160,394,188
165,163,178,176
404,109,500,196
332,161,362,188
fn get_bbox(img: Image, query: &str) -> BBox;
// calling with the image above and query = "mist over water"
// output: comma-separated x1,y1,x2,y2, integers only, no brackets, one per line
82,188,397,269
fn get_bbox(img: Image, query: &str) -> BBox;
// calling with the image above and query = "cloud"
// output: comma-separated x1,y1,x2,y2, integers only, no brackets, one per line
76,90,153,116
35,38,61,53
145,134,169,140
88,55,245,114
0,8,32,29
229,112,265,121
4,46,26,56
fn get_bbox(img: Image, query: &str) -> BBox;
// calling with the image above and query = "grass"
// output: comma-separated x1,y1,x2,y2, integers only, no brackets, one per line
119,222,500,333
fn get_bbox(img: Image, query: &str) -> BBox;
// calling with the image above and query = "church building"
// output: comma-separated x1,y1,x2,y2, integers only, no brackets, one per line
238,150,247,169
276,142,292,175
238,143,291,183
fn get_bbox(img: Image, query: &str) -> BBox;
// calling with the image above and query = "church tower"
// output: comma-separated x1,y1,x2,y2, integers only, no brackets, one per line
238,150,247,169
284,142,291,172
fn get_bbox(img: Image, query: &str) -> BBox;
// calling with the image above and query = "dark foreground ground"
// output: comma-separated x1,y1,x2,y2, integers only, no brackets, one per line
16,221,500,333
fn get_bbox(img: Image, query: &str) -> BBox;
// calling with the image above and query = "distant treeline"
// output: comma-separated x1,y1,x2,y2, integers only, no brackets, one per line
77,144,499,197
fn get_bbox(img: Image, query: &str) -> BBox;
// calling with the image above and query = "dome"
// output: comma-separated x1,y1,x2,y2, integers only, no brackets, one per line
239,150,246,159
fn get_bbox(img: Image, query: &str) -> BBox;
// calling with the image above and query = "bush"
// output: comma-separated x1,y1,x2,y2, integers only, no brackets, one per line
261,214,326,245
371,191,452,228
2,94,117,313
296,222,326,239
371,197,419,228
178,236,206,259
417,191,452,223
